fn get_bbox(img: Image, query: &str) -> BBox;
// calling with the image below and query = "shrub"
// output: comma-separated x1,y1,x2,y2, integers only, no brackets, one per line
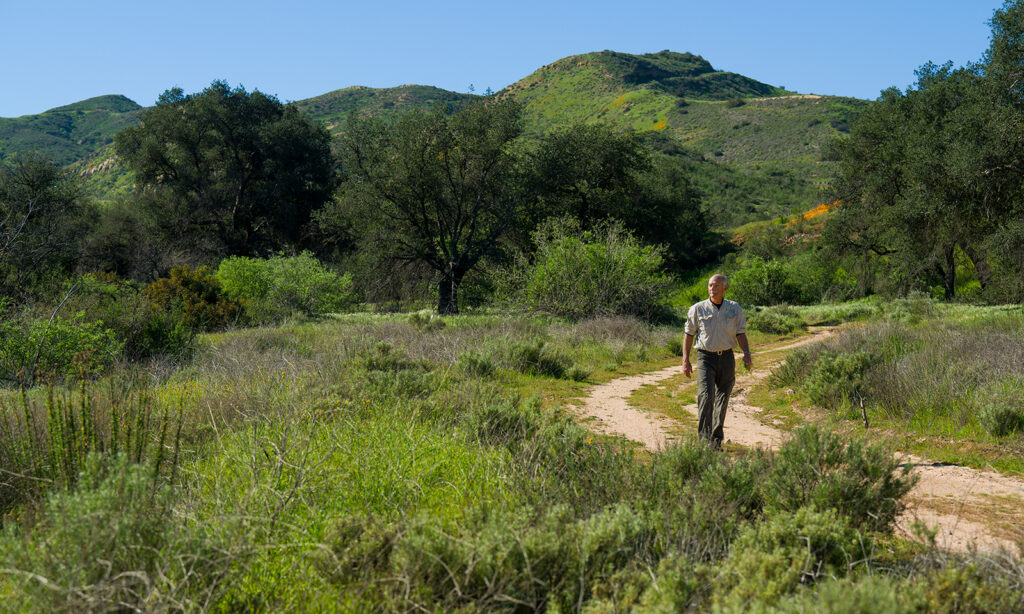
60,274,194,359
507,339,569,378
388,503,655,611
216,252,353,324
665,337,683,356
715,507,865,608
976,377,1024,437
804,350,874,409
144,265,240,331
456,351,494,377
0,313,123,387
0,454,176,609
408,311,446,331
512,218,673,321
730,257,795,306
565,364,592,382
748,305,805,334
762,425,916,532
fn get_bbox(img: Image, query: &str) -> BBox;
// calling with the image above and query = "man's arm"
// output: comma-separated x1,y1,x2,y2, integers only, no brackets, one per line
683,333,694,378
736,333,752,370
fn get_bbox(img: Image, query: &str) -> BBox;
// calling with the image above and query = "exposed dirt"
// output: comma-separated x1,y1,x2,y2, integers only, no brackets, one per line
569,328,1024,554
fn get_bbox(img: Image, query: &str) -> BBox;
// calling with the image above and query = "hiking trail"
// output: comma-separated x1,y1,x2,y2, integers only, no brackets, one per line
569,327,1024,554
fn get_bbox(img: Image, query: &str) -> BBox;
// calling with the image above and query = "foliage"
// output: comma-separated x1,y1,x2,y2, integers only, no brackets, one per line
0,154,91,299
507,217,673,321
527,122,710,264
714,507,864,608
747,305,806,334
60,274,195,359
331,99,526,314
0,387,180,514
730,257,795,305
115,81,336,258
143,265,240,332
975,376,1024,437
0,313,122,387
762,425,916,532
216,252,354,324
0,453,214,611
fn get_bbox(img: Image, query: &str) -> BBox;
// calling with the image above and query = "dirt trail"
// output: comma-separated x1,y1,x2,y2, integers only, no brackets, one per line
570,328,1024,554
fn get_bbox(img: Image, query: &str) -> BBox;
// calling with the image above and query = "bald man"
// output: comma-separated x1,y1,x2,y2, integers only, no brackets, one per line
682,274,752,450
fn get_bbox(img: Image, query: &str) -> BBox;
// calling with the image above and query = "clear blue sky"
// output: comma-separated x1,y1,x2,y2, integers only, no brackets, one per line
0,0,1004,118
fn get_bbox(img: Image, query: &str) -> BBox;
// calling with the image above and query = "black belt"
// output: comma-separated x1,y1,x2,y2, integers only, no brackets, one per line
698,348,732,356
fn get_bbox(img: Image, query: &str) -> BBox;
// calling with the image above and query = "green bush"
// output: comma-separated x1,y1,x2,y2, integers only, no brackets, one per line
730,257,796,306
976,377,1024,437
216,252,353,324
511,218,673,321
566,364,593,382
456,350,494,377
0,313,123,387
144,265,240,331
748,305,806,334
387,503,655,611
715,507,865,608
507,339,570,378
762,426,916,532
665,337,683,356
61,274,194,359
804,350,874,409
0,454,175,609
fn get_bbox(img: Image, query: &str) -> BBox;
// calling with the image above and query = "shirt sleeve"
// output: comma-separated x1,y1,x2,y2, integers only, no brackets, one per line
685,305,698,336
735,306,746,335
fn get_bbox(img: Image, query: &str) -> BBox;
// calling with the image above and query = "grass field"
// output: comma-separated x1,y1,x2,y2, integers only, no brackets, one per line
0,308,1021,611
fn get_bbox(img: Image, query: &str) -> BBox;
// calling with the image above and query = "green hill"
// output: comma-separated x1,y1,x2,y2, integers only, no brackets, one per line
0,52,868,225
292,85,476,138
0,95,142,165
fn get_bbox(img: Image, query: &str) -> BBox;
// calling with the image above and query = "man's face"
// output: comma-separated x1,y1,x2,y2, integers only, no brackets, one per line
708,276,727,302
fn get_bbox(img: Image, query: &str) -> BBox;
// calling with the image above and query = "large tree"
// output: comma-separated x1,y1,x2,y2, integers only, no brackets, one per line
116,81,336,259
335,99,527,314
827,64,993,299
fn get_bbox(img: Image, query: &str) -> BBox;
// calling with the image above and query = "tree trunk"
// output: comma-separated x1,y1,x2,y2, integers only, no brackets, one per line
942,244,956,300
437,266,463,315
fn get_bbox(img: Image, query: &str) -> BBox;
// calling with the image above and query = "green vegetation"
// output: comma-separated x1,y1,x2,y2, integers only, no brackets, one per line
771,303,1024,470
6,314,994,612
498,217,673,321
115,81,336,259
216,252,354,324
0,95,141,165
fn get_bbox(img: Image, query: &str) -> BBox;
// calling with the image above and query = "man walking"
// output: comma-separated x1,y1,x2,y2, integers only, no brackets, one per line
683,274,752,449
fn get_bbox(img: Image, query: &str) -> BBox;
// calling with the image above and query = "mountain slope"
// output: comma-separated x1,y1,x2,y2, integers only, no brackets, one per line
0,95,142,165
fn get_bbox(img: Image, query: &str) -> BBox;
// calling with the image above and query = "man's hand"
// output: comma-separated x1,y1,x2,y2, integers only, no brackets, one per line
683,360,693,378
742,352,753,371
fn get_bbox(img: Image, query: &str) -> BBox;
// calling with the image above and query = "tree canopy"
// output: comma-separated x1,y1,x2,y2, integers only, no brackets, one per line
334,99,527,314
115,81,336,260
825,0,1024,300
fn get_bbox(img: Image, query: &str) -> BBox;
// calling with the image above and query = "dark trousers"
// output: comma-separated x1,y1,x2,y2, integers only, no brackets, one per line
696,350,735,448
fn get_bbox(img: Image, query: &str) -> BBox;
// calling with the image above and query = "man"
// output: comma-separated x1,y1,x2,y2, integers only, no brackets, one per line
683,274,752,450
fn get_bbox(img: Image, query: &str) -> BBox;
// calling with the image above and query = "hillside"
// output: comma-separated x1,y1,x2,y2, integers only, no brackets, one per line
0,95,141,165
292,84,476,137
1,51,868,225
503,50,864,172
